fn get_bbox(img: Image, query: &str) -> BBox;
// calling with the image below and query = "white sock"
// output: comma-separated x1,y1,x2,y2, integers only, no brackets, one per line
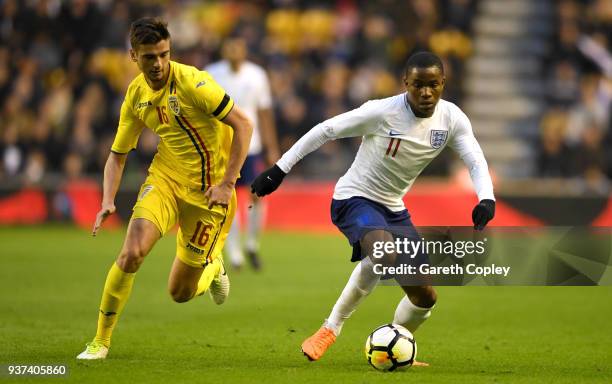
245,200,264,252
325,258,381,335
224,216,244,266
393,295,434,333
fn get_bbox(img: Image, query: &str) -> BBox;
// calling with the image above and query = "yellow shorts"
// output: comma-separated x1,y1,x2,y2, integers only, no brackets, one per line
131,169,236,268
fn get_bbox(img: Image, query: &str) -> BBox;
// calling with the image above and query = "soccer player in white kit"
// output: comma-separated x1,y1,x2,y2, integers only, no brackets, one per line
251,52,496,363
207,37,279,270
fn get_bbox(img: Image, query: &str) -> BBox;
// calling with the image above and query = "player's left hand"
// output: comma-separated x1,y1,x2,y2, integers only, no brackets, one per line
204,182,234,209
472,199,495,230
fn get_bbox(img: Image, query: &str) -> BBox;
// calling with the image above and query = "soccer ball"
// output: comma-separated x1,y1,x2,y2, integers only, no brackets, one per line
365,323,416,371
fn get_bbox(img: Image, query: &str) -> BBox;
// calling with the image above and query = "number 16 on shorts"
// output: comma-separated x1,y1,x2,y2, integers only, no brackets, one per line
178,212,228,268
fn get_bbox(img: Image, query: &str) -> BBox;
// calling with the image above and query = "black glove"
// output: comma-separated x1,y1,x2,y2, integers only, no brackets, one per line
472,199,495,230
251,164,286,197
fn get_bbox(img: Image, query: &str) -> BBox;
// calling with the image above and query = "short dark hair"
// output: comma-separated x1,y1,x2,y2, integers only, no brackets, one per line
129,17,170,49
404,51,444,75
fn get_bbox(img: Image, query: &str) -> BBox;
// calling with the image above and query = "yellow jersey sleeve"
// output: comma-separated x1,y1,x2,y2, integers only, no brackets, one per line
111,97,144,154
190,72,234,120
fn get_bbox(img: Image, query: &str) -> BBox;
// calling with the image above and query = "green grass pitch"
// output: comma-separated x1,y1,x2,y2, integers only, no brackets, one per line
1,226,611,383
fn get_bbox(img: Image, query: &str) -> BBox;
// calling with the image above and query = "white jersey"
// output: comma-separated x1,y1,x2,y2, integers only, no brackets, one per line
205,60,272,155
277,94,495,211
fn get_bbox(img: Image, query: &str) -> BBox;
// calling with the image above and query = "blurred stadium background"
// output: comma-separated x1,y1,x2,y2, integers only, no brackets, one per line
0,0,610,229
1,3,611,381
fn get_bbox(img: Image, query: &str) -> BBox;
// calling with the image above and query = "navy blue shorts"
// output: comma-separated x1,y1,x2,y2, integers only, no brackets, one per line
331,196,425,264
237,154,264,186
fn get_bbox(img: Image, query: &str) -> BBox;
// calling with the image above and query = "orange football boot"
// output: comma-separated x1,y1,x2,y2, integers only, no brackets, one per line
301,327,337,361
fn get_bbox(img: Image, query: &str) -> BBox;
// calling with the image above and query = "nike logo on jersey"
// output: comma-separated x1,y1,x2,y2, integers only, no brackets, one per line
388,130,402,137
196,81,206,88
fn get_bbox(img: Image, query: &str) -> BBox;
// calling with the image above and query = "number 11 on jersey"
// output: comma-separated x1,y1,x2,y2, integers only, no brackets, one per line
386,138,400,158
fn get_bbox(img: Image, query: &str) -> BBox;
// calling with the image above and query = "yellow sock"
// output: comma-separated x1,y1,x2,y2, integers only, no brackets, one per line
196,260,221,296
93,262,135,347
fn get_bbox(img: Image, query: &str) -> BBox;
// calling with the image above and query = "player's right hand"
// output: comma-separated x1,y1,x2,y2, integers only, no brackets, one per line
251,164,286,197
92,203,116,236
204,182,234,209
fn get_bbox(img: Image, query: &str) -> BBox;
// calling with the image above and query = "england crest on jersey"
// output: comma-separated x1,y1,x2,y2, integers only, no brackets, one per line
430,130,448,149
168,95,180,116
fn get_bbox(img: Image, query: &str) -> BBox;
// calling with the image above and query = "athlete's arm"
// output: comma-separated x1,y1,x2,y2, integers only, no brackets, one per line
204,105,253,208
93,92,142,235
256,70,280,165
448,111,495,229
277,100,381,173
93,152,128,236
251,101,382,196
258,107,280,165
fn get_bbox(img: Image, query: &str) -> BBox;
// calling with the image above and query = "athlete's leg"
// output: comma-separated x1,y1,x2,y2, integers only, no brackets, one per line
78,171,179,359
394,285,437,332
224,155,254,271
167,256,210,302
302,229,393,361
245,195,264,269
325,229,393,334
241,155,265,270
390,285,436,367
381,214,436,367
224,214,244,269
116,218,161,272
170,189,236,303
95,218,160,347
390,217,437,333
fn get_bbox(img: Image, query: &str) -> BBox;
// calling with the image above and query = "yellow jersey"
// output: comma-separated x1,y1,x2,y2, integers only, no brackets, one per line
111,61,235,190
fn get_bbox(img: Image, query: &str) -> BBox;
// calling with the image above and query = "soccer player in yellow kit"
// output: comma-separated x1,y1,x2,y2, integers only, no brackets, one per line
77,17,252,360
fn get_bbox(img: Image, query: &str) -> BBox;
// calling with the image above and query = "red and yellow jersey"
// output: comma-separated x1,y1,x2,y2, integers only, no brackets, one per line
111,61,235,190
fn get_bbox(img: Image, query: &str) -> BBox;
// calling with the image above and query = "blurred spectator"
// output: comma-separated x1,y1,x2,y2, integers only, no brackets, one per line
575,121,609,194
536,109,574,178
566,74,608,145
536,0,611,191
546,60,580,107
439,0,476,33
